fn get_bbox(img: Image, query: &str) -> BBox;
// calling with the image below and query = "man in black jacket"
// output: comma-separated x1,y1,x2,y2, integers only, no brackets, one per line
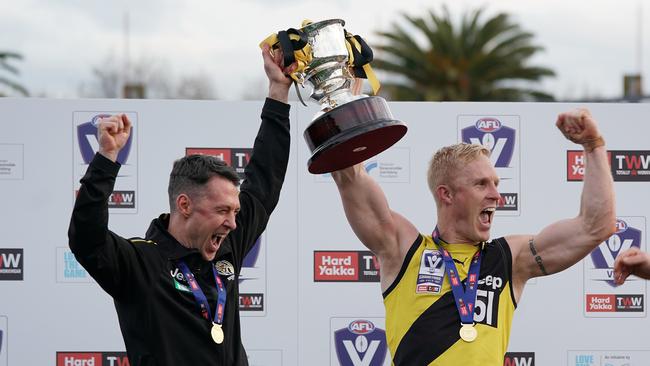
68,45,294,366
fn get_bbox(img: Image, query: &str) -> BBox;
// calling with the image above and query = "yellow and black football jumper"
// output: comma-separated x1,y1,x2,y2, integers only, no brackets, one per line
383,234,517,365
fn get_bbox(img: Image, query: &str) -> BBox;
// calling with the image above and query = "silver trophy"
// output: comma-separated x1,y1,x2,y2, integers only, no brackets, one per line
262,19,407,174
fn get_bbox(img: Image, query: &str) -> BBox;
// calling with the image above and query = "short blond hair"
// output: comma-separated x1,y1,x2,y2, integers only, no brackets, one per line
427,143,490,203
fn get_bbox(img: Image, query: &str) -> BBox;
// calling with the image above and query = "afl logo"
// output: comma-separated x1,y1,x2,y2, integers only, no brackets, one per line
348,320,375,335
475,118,502,132
215,260,235,277
90,114,112,127
614,219,628,234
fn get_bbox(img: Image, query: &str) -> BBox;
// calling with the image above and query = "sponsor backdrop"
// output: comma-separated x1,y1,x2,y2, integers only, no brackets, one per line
0,98,648,365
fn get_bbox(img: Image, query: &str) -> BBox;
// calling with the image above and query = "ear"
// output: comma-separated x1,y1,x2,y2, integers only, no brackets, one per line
436,185,453,205
176,194,192,218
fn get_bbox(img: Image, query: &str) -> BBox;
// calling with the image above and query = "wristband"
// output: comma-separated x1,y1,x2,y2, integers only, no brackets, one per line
583,136,605,152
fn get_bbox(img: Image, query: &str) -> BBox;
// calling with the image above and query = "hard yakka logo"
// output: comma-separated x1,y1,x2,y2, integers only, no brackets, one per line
56,352,129,366
314,251,380,282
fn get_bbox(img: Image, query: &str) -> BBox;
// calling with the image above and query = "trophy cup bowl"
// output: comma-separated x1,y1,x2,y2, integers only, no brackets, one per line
296,19,407,174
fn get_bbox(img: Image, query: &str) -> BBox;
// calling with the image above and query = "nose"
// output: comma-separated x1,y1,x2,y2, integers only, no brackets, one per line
224,213,237,231
488,183,500,201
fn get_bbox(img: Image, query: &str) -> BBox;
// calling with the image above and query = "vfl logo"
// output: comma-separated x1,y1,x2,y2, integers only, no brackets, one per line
77,114,133,164
422,251,443,273
461,118,515,168
334,320,387,366
590,219,642,287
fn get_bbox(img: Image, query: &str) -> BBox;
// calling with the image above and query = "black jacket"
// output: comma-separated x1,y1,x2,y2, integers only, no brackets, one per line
68,98,290,366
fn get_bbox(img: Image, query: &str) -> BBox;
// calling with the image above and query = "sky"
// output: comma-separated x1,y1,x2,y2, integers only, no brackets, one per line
1,0,647,100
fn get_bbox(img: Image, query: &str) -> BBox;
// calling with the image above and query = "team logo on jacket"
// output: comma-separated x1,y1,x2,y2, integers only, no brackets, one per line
334,320,388,366
216,260,235,280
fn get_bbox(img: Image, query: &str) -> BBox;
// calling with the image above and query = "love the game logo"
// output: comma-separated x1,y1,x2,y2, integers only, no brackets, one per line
461,118,516,168
77,114,133,164
590,219,641,287
334,320,387,366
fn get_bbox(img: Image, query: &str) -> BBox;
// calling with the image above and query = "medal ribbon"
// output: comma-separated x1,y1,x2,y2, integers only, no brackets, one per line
177,261,226,326
432,227,483,325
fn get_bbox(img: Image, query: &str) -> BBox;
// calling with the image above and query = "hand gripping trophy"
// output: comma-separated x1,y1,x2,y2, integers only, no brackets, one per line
261,19,407,174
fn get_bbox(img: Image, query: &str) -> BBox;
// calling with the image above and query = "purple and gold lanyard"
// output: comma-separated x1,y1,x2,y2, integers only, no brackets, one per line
177,261,226,326
432,227,482,326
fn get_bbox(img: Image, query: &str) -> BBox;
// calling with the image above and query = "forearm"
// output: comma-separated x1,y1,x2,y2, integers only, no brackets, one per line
579,145,616,240
332,164,398,247
68,153,119,256
268,83,290,104
240,98,291,214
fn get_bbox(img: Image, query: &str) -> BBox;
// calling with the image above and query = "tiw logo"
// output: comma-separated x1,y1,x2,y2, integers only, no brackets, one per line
0,252,21,269
0,249,23,280
504,352,534,366
239,293,264,311
108,191,135,209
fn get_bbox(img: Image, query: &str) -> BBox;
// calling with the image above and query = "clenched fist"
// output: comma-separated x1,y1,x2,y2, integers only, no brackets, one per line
556,108,604,152
97,114,132,162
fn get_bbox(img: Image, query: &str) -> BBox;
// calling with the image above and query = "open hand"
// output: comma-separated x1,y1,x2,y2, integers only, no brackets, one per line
614,247,650,285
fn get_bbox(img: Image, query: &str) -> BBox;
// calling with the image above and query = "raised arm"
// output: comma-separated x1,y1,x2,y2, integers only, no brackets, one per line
332,164,418,288
508,109,615,300
68,114,141,298
232,45,294,258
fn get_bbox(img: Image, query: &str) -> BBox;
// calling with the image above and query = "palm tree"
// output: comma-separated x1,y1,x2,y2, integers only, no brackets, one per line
0,51,28,96
373,7,555,101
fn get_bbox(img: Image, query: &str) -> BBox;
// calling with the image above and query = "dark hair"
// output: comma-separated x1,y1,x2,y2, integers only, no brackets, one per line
168,154,240,211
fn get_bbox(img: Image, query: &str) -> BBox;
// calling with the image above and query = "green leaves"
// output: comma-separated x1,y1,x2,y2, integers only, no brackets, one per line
0,52,28,96
373,7,555,101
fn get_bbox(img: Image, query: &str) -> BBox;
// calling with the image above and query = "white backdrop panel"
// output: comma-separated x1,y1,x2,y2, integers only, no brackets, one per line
0,98,648,366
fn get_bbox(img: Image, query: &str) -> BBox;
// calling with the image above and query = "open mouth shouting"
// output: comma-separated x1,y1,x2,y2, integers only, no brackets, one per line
210,232,227,250
479,207,496,227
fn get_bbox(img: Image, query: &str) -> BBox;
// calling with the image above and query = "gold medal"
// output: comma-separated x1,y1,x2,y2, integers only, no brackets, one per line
211,323,224,344
459,323,477,342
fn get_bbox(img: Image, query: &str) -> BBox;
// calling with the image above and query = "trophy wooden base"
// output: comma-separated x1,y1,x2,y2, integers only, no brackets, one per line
304,96,407,174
